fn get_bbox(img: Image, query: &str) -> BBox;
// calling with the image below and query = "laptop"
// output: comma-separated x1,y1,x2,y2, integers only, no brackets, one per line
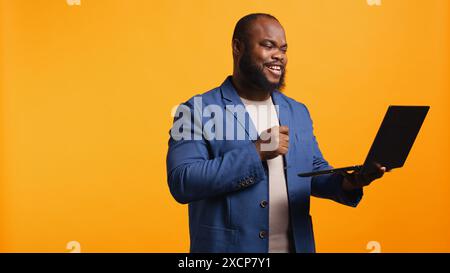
298,105,430,177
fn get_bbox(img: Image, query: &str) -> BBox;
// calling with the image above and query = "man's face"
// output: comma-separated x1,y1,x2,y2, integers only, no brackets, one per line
237,17,288,92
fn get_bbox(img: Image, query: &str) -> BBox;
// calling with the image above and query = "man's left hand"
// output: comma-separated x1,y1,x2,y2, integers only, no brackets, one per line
341,164,387,191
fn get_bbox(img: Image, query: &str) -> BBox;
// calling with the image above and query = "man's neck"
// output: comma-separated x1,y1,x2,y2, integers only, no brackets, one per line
231,74,271,101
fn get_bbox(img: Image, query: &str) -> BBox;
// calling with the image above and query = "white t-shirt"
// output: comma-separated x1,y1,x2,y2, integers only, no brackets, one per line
240,95,291,253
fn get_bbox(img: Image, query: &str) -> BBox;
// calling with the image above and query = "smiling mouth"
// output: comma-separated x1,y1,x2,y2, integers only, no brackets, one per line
265,64,283,76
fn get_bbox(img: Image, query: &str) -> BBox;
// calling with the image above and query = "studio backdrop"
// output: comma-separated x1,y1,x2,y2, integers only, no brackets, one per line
0,0,449,252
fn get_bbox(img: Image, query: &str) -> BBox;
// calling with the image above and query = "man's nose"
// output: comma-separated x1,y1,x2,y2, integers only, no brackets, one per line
272,50,285,62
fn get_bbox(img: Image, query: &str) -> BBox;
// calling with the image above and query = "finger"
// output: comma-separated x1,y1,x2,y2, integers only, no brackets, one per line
279,134,289,142
366,170,383,182
375,167,386,178
279,143,289,150
338,170,353,181
278,140,289,148
359,172,374,185
279,141,289,149
279,126,289,135
365,171,378,182
278,147,288,155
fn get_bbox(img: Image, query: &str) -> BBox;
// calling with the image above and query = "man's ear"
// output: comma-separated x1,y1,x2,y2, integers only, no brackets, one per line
232,38,243,57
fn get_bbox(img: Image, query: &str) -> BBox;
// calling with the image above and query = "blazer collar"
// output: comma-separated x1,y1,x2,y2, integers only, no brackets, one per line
220,76,241,103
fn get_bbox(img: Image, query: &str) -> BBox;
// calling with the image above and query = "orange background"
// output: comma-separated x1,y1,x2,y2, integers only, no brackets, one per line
0,0,449,252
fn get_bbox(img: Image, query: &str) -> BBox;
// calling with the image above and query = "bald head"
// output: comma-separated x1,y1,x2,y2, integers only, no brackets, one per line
232,13,280,46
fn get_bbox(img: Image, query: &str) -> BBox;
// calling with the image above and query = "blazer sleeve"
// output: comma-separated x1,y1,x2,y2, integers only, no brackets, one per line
302,105,363,207
166,99,266,204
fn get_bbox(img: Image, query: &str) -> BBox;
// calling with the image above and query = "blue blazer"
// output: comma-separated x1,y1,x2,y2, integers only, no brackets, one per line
166,77,363,253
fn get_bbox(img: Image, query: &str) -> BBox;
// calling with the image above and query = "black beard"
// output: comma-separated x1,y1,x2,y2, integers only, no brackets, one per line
239,49,286,93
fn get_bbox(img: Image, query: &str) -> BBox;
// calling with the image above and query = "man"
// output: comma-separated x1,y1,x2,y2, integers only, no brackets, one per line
166,13,386,253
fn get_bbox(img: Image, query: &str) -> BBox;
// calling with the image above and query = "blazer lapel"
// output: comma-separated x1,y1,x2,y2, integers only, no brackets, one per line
271,90,292,166
220,77,258,140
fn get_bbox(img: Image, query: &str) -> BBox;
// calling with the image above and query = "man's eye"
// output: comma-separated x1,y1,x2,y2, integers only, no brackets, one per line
263,44,273,49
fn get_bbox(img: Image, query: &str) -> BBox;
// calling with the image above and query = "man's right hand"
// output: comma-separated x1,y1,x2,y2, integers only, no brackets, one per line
254,125,289,161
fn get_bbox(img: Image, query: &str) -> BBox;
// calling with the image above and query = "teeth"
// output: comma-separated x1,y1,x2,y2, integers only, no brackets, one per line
268,65,281,71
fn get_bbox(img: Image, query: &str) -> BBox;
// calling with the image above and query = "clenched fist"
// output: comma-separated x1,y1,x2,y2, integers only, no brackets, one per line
254,126,289,161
